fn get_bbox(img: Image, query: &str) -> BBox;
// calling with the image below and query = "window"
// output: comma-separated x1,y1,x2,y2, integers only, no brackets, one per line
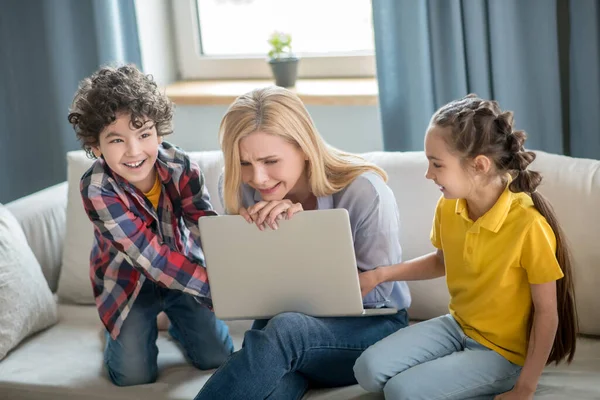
172,0,376,80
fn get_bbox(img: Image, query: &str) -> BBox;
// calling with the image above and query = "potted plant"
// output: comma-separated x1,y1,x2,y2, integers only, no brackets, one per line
267,31,299,88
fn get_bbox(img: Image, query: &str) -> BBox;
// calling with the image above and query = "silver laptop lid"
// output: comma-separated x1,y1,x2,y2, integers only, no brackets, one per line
198,209,365,320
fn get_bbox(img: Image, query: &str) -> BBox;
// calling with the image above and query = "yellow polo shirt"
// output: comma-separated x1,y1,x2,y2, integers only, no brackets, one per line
430,186,564,366
143,173,162,210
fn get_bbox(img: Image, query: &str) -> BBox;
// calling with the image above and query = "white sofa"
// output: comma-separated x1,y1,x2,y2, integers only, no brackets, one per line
1,150,599,400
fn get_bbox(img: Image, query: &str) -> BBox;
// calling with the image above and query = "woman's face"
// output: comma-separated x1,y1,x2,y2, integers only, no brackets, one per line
238,131,308,201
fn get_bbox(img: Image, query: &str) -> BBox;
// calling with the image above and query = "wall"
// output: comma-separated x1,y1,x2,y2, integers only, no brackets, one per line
170,104,383,153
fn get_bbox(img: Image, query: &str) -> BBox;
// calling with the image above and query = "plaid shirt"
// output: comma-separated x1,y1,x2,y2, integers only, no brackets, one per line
81,142,216,339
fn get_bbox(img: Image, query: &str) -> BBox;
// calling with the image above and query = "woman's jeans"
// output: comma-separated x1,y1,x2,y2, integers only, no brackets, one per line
104,279,234,386
354,314,522,400
195,309,408,400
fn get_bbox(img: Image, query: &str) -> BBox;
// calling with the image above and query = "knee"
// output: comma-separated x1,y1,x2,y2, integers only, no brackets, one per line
265,312,311,340
190,347,233,370
383,373,419,400
353,347,387,393
186,334,234,370
106,364,157,387
242,312,310,359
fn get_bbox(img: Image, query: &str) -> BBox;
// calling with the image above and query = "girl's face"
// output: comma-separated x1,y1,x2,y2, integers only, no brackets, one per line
238,131,309,201
424,125,475,199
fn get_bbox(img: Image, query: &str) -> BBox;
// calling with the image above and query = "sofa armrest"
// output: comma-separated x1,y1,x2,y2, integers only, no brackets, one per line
6,182,68,292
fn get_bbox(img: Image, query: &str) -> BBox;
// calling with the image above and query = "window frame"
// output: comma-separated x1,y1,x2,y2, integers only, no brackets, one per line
171,0,376,80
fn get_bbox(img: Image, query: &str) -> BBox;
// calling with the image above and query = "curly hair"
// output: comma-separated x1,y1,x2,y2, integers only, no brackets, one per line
68,64,174,158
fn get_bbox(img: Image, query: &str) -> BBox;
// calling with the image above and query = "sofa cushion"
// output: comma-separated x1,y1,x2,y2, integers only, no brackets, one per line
528,151,600,335
57,152,96,304
0,304,381,400
0,303,598,400
0,204,58,360
362,151,450,321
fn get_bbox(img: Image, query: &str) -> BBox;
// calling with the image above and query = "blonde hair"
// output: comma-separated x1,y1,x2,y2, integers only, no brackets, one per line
219,86,387,214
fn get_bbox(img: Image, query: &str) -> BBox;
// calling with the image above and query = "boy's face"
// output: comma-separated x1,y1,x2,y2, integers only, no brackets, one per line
92,113,162,193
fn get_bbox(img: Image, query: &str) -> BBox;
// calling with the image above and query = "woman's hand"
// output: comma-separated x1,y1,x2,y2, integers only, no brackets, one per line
242,200,303,230
239,206,281,227
358,268,382,298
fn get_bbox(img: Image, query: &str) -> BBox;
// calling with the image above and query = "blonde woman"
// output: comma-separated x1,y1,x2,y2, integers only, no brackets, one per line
195,86,411,400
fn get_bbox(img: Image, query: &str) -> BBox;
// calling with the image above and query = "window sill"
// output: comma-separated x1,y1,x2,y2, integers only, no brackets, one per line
164,78,378,106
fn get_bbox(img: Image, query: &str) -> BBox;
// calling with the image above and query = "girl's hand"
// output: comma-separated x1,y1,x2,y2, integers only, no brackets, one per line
358,268,381,298
247,200,303,230
494,388,535,400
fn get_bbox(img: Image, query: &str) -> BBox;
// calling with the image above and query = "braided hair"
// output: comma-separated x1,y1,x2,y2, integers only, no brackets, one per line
431,94,577,364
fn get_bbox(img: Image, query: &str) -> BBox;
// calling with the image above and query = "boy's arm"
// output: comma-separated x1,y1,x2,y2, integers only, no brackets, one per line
178,157,217,240
82,182,211,298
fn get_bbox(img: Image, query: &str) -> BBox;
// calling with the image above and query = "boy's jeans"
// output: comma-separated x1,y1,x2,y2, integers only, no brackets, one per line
104,279,234,386
354,314,522,400
195,309,409,400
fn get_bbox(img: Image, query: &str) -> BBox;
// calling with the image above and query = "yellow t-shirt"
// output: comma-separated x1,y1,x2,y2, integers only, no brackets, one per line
143,173,162,210
430,186,564,366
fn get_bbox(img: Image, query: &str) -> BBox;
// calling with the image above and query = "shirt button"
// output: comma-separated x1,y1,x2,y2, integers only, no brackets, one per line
467,247,473,255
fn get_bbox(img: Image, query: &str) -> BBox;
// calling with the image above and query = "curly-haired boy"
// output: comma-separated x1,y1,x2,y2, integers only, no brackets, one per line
68,65,233,386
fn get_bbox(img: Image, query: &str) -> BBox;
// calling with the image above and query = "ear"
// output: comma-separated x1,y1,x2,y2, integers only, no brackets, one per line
91,146,101,158
472,155,492,175
158,135,163,144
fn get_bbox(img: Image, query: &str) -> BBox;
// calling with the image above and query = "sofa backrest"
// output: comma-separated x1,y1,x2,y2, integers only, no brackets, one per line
194,149,600,334
40,149,600,335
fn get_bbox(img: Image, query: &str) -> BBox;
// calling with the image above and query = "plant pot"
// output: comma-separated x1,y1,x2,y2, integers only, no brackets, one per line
268,57,299,88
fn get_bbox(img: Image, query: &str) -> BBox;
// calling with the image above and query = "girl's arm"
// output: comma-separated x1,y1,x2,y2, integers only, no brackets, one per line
496,281,559,399
359,250,445,297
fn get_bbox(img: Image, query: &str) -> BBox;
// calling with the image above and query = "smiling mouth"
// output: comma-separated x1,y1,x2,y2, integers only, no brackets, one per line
123,159,146,169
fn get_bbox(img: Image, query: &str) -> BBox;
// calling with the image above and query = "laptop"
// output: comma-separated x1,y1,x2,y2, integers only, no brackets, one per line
198,208,397,320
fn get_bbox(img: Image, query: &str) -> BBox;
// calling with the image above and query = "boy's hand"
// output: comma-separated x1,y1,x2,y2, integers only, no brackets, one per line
358,268,381,298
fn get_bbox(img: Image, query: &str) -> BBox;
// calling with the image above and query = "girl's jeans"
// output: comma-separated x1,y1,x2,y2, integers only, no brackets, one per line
354,314,522,400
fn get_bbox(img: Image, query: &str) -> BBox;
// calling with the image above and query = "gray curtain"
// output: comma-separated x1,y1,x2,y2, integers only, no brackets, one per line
0,0,142,203
373,0,600,160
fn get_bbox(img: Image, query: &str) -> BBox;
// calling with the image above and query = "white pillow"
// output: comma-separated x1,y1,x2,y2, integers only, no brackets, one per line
0,205,58,360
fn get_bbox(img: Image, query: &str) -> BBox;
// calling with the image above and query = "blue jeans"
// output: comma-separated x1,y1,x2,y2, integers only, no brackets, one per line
195,309,409,400
354,314,522,400
104,279,234,386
